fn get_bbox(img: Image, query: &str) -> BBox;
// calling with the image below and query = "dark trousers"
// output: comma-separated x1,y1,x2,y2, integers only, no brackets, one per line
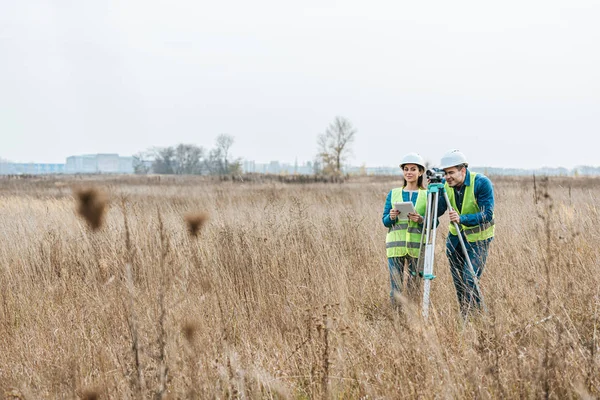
387,256,419,306
446,236,492,315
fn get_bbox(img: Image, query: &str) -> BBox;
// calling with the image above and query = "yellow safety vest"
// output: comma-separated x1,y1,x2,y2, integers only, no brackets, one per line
386,188,427,258
445,172,495,242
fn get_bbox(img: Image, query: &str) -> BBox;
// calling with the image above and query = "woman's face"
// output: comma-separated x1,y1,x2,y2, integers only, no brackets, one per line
402,164,422,184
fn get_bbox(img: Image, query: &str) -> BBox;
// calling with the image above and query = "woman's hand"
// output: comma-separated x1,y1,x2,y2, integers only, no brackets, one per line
389,209,400,220
407,212,423,224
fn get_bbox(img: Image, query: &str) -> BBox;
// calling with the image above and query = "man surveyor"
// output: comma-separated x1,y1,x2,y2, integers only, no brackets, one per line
436,149,495,316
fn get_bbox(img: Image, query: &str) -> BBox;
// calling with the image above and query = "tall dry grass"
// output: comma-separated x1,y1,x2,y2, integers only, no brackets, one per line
0,175,598,398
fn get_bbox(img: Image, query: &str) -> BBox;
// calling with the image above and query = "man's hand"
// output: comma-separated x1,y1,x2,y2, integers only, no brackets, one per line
448,210,461,224
407,212,423,224
389,209,400,220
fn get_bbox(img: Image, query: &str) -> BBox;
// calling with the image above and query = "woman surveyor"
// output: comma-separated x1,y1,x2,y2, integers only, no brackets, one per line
382,153,427,308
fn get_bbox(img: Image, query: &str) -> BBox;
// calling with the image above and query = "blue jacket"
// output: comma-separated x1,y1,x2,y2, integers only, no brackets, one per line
382,189,420,228
437,169,495,239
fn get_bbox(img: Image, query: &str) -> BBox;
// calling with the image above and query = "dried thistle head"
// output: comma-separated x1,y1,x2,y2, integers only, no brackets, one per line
182,321,198,343
75,187,108,231
184,212,209,237
199,278,212,293
80,388,101,400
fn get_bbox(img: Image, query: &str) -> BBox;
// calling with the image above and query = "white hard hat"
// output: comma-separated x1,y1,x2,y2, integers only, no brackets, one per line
439,149,468,169
399,153,425,169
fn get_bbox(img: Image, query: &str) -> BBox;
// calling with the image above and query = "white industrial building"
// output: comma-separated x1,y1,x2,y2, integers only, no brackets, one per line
0,161,65,175
65,154,133,174
0,154,133,175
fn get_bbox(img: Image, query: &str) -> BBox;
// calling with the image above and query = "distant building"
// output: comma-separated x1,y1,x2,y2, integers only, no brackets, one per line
66,155,96,173
119,156,134,174
96,154,120,172
243,160,256,173
0,162,65,175
65,154,133,174
0,154,134,175
267,161,281,174
297,162,313,174
242,160,315,175
0,159,9,174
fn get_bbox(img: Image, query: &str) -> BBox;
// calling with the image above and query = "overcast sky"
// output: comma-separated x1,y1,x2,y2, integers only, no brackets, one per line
1,0,598,169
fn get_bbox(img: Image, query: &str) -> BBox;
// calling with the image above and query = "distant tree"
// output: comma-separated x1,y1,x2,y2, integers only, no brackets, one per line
317,116,357,177
311,158,322,175
132,151,153,174
152,147,176,174
228,159,243,176
204,147,224,175
174,144,204,174
205,134,237,175
216,134,234,173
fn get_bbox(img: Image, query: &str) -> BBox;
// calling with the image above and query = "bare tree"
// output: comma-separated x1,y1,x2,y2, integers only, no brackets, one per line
215,134,234,174
174,144,204,175
152,147,176,174
317,116,357,176
204,147,223,175
132,151,153,174
205,134,236,175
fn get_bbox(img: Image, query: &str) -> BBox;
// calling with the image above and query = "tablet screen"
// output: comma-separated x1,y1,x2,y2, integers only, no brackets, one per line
393,202,416,219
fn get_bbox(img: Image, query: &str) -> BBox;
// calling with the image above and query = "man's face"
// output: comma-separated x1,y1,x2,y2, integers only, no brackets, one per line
443,166,466,187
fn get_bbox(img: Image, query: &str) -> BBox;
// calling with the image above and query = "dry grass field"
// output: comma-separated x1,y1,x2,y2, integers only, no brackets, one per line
0,174,598,399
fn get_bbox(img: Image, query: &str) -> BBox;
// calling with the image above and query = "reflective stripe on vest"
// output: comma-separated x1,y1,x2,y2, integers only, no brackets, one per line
386,241,422,249
445,172,495,242
463,218,495,236
389,224,423,234
386,188,427,258
389,223,408,231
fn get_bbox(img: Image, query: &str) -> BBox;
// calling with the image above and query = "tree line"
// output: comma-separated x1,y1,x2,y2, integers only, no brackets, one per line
132,134,242,176
132,116,357,177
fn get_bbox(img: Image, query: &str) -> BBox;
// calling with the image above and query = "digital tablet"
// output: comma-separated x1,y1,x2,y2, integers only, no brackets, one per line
393,202,416,219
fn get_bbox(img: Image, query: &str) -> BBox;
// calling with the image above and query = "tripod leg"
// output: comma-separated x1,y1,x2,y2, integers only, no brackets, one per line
421,242,435,319
442,190,488,314
416,191,431,276
421,190,439,320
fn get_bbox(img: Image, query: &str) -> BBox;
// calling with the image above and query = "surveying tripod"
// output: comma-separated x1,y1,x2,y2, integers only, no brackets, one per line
418,178,487,320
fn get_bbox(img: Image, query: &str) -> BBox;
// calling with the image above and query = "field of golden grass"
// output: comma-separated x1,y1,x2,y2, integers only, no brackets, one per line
0,175,598,399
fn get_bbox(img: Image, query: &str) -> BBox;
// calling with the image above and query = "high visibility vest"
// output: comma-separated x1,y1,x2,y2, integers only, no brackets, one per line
445,172,495,242
386,188,427,258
